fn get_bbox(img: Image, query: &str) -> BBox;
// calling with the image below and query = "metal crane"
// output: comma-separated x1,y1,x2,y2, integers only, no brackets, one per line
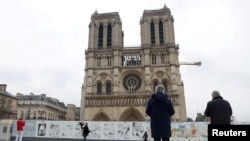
179,61,202,66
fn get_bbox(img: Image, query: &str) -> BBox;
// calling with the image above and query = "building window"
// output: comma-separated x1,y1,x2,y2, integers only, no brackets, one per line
107,56,112,66
98,25,103,49
97,82,102,94
150,21,155,45
122,52,141,67
2,126,7,133
153,80,158,91
152,53,156,65
161,53,165,64
21,111,24,118
123,74,142,92
107,24,112,48
97,56,102,67
159,21,164,45
106,82,111,94
162,80,168,92
33,111,37,119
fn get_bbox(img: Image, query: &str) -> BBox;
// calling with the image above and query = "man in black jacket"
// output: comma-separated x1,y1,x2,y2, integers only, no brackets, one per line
146,84,175,141
82,123,91,141
204,90,233,124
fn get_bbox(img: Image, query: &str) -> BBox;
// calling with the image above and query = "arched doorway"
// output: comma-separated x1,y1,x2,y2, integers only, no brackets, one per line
92,112,110,121
119,107,145,121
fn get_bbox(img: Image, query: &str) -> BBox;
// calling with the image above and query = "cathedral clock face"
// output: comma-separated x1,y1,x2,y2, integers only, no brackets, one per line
123,74,142,92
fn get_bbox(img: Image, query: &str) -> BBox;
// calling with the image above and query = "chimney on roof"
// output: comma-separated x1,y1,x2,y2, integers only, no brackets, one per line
0,84,7,91
41,94,46,97
67,104,76,108
16,93,23,96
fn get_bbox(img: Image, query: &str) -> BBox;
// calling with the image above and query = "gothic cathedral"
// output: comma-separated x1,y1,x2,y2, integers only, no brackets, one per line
80,5,187,122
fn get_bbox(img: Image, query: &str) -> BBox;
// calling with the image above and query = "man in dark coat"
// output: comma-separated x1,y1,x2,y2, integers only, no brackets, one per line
146,84,175,141
204,90,233,125
143,131,148,141
82,123,91,141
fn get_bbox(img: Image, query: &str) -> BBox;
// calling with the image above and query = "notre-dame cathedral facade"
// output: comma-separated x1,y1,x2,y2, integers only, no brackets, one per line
80,5,187,122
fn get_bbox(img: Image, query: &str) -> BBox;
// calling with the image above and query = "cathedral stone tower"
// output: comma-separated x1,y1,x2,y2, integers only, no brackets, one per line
80,5,187,122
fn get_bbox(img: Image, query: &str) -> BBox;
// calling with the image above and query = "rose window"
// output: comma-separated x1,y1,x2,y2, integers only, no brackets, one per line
123,74,142,92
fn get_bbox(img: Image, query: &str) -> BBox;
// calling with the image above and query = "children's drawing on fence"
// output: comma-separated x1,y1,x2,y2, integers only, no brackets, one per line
171,122,208,140
60,121,73,137
103,122,116,139
132,122,145,139
117,122,131,140
196,122,208,138
74,122,82,138
48,123,60,137
88,122,101,139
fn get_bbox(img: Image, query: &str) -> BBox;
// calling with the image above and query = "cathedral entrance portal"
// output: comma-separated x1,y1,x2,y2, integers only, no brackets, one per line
119,107,145,121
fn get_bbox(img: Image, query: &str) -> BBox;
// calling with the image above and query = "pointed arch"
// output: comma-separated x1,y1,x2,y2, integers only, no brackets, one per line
93,72,113,84
152,79,159,92
107,56,112,66
92,112,111,121
119,107,145,121
98,24,104,49
151,53,157,65
150,21,155,45
107,23,112,48
159,20,164,45
162,79,168,92
160,52,165,64
105,81,112,94
97,82,102,94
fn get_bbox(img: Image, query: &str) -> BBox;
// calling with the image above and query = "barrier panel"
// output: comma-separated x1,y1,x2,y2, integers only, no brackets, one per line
0,119,13,141
2,120,210,141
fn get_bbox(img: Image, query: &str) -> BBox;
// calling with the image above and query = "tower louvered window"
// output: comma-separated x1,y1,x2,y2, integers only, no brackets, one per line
159,21,164,45
98,25,103,49
107,24,112,48
150,21,155,45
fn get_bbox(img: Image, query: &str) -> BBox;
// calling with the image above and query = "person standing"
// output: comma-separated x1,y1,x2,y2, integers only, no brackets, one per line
204,90,233,124
143,131,148,141
82,122,91,141
15,117,25,141
146,84,175,141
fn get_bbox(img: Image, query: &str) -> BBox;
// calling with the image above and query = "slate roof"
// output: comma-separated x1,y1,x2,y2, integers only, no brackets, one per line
17,94,66,109
0,90,17,99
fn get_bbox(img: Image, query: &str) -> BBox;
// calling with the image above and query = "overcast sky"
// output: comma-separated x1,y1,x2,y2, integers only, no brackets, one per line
0,0,249,122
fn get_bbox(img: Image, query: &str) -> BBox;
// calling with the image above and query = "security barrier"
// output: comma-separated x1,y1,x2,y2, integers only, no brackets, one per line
0,120,13,141
1,120,210,141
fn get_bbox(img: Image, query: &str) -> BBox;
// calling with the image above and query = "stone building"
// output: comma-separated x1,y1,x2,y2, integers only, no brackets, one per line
195,113,206,122
0,84,17,119
65,104,80,121
81,5,187,121
16,93,66,120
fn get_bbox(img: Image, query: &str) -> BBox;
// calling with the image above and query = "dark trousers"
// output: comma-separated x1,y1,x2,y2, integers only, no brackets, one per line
154,137,169,141
83,135,87,141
